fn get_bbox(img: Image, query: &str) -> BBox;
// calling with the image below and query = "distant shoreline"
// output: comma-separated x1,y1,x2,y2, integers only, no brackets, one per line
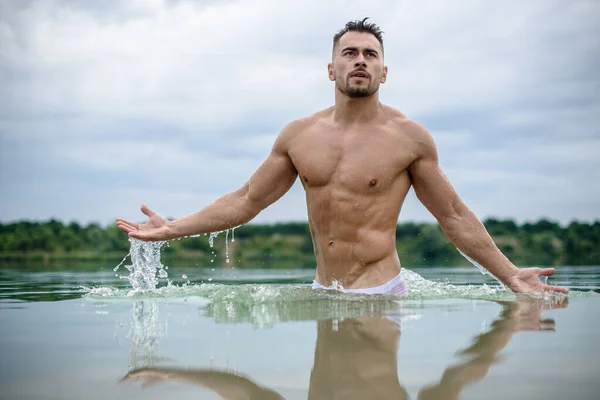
1,219,598,267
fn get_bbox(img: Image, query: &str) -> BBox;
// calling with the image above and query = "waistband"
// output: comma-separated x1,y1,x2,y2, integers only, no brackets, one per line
312,270,406,295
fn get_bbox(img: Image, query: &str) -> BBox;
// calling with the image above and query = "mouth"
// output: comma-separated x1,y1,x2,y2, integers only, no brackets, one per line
350,71,370,80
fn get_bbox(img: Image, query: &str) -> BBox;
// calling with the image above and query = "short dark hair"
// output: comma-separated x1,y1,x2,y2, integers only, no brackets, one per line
333,18,384,54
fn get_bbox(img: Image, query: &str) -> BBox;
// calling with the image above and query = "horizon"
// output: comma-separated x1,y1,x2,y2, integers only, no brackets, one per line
2,215,597,230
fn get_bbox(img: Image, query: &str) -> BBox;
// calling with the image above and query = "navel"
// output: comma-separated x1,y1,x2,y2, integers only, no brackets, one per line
328,240,335,248
369,179,378,187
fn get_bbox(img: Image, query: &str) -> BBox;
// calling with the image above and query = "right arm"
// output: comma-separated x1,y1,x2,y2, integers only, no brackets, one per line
117,123,299,240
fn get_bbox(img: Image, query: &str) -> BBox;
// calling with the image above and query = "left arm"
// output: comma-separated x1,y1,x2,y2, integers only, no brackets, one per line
406,121,567,294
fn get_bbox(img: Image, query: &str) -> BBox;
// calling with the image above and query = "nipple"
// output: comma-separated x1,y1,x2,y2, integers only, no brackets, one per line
302,175,308,183
369,179,378,187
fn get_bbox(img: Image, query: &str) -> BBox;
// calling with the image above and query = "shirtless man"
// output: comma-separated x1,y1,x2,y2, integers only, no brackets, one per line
116,18,567,295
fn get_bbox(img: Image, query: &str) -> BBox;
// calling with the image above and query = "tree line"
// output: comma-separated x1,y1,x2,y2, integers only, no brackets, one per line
0,218,598,267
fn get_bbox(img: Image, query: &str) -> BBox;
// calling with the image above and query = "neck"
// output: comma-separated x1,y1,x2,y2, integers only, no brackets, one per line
333,88,381,124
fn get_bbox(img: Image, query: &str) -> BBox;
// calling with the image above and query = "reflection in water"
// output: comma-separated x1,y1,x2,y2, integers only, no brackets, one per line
124,367,285,399
126,301,167,370
309,317,408,399
121,296,567,399
204,291,408,327
417,296,567,400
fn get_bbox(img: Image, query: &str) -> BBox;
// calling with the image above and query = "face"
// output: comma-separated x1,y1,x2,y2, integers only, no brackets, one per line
328,31,387,98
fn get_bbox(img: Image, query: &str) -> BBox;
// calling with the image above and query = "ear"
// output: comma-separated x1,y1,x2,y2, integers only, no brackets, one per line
380,65,388,84
327,63,335,81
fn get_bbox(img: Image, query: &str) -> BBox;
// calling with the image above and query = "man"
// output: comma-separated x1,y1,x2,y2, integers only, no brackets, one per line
116,18,567,295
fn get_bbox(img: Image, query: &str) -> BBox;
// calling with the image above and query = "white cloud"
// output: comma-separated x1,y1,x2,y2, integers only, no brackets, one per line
1,0,599,225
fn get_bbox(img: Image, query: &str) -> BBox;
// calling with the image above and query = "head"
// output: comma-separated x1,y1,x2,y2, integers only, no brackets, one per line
328,18,387,98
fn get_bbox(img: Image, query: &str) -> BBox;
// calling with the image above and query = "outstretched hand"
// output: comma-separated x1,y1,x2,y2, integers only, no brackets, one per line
506,267,569,294
116,204,173,241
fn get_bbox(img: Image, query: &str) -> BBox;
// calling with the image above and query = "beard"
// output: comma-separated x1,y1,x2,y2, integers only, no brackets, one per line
339,79,378,98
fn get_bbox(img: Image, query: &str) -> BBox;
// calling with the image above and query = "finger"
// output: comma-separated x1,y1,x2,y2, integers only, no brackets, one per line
554,297,570,308
141,203,156,218
116,218,140,228
117,224,139,231
538,268,556,277
117,220,139,230
543,284,569,294
117,222,139,234
117,221,141,229
116,224,134,234
127,231,148,240
120,369,148,383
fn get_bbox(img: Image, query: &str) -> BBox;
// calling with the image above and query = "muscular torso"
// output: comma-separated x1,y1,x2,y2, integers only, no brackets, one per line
286,106,418,288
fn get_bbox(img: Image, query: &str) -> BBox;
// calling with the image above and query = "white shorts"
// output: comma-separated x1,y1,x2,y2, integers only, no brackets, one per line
312,271,408,296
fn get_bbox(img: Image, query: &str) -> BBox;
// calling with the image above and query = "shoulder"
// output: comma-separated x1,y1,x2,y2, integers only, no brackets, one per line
274,108,333,148
382,105,437,159
280,111,325,134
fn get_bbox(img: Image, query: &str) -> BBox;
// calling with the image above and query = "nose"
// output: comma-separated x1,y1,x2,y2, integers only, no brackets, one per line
354,59,367,68
354,53,367,68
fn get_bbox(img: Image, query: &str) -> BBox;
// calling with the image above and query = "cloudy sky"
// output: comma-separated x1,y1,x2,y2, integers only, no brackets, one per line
1,0,599,227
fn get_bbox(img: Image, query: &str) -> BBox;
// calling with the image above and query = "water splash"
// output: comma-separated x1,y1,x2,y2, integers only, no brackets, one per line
457,249,506,288
114,238,169,292
456,249,552,287
114,226,242,294
113,251,131,272
207,227,240,265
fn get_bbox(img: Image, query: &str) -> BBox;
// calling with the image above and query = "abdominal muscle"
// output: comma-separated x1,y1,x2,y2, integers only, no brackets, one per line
313,233,401,289
306,186,407,289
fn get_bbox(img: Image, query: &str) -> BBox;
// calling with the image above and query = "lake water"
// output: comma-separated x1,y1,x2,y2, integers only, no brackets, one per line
1,264,599,400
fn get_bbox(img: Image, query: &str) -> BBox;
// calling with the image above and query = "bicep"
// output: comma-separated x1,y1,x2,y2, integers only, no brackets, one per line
245,148,298,209
406,127,466,223
409,157,464,222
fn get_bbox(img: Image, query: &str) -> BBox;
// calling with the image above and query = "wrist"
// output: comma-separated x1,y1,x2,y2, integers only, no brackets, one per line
165,220,181,239
499,264,520,287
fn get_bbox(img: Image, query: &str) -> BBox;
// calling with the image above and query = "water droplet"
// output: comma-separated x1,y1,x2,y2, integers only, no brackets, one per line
208,277,213,282
209,231,221,247
182,274,188,279
225,229,230,262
